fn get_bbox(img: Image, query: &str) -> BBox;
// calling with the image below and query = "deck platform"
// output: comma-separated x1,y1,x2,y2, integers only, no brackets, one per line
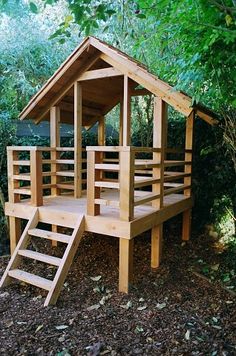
5,190,193,239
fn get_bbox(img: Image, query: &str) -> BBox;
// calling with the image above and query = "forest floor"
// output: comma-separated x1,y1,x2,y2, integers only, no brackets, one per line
0,222,235,356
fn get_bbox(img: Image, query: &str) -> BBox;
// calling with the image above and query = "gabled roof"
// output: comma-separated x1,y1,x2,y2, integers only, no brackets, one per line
19,36,218,126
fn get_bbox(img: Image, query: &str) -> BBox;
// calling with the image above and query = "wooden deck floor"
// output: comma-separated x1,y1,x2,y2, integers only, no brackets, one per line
5,190,193,239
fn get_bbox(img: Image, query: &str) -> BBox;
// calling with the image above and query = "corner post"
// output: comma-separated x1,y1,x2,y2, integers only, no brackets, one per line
30,149,43,207
123,75,131,146
74,82,82,198
182,110,194,241
119,148,134,221
151,97,167,268
87,150,100,216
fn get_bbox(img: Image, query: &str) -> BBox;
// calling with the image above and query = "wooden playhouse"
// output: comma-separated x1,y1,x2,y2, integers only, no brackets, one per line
0,37,217,306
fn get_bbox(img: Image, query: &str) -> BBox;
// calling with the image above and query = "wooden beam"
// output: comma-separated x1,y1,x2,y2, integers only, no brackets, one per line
119,99,123,146
119,238,134,293
123,75,132,146
30,150,43,206
50,107,60,196
87,151,100,216
182,209,192,241
119,150,134,221
9,217,21,255
78,67,122,81
35,52,101,124
74,82,82,198
184,111,194,197
151,225,163,269
152,97,167,209
196,109,219,126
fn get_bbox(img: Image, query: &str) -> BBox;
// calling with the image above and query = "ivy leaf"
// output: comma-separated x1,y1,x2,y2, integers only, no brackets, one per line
29,2,38,14
136,13,146,19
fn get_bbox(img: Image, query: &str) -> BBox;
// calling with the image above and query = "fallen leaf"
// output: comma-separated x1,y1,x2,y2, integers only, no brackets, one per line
212,325,222,330
135,326,144,333
55,325,69,330
212,317,218,323
35,324,43,333
137,305,147,311
120,300,132,310
90,275,102,282
156,302,166,310
139,297,145,302
87,304,100,311
185,329,190,340
211,264,220,271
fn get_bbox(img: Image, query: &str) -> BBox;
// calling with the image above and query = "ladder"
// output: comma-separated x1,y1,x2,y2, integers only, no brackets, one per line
0,208,85,306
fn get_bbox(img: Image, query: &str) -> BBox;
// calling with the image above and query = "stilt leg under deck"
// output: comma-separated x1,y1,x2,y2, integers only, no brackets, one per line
151,224,163,269
182,209,192,241
9,217,21,255
119,238,134,293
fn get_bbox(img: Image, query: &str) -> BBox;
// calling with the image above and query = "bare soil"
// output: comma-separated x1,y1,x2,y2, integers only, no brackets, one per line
0,225,235,356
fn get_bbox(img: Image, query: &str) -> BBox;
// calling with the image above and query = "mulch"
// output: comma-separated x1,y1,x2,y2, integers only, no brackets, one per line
0,225,235,356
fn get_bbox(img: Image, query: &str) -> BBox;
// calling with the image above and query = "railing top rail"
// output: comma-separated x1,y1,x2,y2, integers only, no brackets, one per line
86,146,161,152
7,146,54,152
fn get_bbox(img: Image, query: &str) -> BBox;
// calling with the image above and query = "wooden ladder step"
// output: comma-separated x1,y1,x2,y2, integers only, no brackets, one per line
28,228,70,243
18,249,61,266
8,269,52,291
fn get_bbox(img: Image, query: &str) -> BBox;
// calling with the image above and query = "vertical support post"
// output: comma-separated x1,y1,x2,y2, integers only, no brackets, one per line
152,97,167,209
184,111,194,196
50,106,60,196
74,82,82,198
87,150,100,216
182,111,194,241
119,99,123,146
151,225,163,269
119,238,134,293
123,75,131,146
9,217,21,255
30,149,43,207
98,116,105,180
119,149,134,221
7,149,21,254
151,97,167,268
7,149,20,203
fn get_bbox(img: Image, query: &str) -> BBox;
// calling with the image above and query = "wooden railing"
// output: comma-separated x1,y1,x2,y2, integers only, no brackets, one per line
7,146,86,206
86,146,192,221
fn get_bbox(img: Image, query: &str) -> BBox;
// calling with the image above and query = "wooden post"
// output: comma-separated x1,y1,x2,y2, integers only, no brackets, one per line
98,116,105,180
30,149,43,206
9,217,21,255
87,150,100,216
151,97,167,268
50,106,60,196
74,82,82,198
119,99,123,146
123,76,131,146
151,225,163,269
119,149,134,221
7,149,20,203
119,238,134,293
182,111,194,240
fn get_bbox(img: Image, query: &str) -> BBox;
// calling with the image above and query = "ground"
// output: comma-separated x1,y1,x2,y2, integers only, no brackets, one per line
0,222,235,356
